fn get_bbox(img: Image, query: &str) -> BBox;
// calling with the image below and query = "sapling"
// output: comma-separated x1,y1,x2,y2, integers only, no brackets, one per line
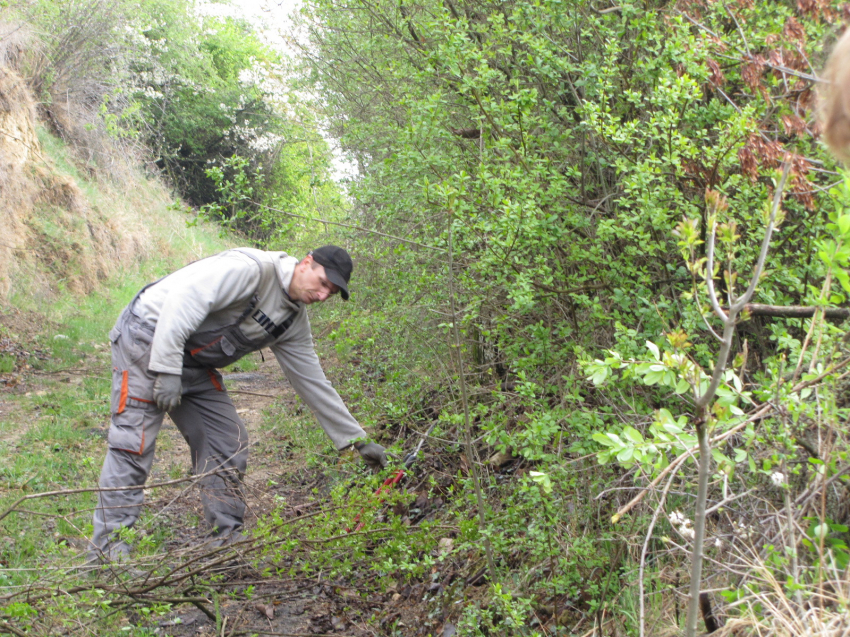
585,163,791,636
681,162,790,636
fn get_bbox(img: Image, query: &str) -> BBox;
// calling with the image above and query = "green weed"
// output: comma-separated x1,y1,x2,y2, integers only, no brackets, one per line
0,354,15,373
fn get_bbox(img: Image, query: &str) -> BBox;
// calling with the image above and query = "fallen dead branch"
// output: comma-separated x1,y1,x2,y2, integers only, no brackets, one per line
0,467,237,523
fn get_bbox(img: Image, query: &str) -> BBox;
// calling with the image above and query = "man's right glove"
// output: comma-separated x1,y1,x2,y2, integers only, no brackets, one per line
153,372,183,412
354,441,388,470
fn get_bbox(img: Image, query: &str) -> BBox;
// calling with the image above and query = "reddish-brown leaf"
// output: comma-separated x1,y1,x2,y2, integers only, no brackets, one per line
742,61,762,93
797,86,816,112
781,114,809,137
254,603,274,620
797,0,831,19
739,135,786,181
707,59,725,87
738,145,758,180
788,154,815,210
783,16,806,44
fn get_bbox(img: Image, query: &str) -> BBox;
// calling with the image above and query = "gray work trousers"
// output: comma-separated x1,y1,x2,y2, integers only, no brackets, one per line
90,308,249,557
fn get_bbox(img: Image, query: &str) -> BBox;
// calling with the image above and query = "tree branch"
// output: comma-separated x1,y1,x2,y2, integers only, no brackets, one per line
737,304,850,320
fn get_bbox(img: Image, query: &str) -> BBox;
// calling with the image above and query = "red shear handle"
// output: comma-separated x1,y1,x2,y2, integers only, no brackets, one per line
347,469,406,533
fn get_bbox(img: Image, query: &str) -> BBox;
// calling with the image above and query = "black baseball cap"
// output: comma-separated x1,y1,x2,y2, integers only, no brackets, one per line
310,245,353,300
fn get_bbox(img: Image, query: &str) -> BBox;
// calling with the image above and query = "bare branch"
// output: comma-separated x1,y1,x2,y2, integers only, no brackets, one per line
737,304,850,320
733,161,791,312
704,215,728,323
0,468,235,523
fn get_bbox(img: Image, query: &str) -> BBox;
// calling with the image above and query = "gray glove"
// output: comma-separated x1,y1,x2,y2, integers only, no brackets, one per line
153,372,182,411
355,441,388,470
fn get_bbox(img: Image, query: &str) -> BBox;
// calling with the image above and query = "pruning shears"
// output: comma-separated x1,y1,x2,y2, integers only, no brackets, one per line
346,422,437,533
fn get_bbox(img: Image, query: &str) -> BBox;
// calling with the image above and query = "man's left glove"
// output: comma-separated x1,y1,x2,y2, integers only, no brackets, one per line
153,372,183,412
355,441,388,470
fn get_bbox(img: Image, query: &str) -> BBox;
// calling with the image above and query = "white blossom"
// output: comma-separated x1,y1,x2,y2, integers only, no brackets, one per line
249,132,284,152
732,520,754,540
770,471,786,487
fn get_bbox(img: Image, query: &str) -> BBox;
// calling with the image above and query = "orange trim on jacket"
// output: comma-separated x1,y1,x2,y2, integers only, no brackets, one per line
190,336,222,356
208,369,223,392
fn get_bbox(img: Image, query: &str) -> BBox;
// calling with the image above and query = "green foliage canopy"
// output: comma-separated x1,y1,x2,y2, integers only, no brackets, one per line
296,0,843,375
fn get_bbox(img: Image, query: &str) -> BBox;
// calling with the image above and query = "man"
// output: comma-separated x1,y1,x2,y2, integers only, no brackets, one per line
90,246,387,562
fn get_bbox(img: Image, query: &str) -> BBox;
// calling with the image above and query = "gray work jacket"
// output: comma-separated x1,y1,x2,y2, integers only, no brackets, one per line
132,248,367,449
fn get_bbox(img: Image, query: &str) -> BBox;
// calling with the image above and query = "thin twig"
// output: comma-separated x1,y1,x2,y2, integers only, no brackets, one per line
0,467,235,523
446,207,498,582
0,620,29,637
229,389,278,398
639,469,680,637
684,161,790,637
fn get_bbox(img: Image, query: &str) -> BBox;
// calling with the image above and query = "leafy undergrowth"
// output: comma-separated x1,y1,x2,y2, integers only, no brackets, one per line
0,296,633,637
5,270,850,637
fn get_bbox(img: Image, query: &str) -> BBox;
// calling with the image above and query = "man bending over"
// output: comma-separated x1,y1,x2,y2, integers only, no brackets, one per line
90,245,386,562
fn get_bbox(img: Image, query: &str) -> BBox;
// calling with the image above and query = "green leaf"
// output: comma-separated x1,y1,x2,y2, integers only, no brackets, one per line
656,408,674,424
834,267,850,295
634,363,653,375
643,370,665,385
591,367,610,385
529,471,553,494
663,421,684,435
623,426,644,444
646,340,660,360
592,432,615,446
606,433,624,447
711,448,730,466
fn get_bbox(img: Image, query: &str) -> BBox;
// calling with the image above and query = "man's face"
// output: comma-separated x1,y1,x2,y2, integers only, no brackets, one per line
289,255,340,304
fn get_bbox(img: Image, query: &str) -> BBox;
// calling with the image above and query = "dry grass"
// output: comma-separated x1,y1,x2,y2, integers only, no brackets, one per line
0,21,31,71
44,78,146,183
719,601,850,636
